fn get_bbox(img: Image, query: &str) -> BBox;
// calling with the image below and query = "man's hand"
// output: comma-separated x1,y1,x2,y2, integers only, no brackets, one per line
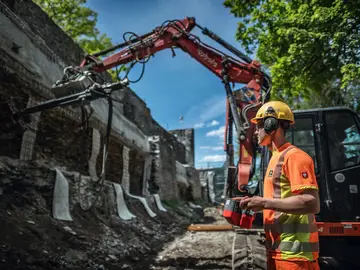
230,189,320,215
264,189,320,214
233,196,266,212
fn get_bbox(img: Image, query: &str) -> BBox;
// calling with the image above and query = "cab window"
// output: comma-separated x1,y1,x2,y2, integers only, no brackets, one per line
285,117,319,173
325,111,360,171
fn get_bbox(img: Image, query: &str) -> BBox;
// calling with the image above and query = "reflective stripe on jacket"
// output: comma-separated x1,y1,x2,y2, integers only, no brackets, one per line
263,142,319,261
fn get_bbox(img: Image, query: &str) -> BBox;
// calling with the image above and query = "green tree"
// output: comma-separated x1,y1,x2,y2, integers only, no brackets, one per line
78,33,113,55
224,0,360,111
33,0,125,81
33,0,99,41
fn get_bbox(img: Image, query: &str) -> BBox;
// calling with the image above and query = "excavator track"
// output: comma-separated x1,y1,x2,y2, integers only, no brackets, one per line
232,229,267,270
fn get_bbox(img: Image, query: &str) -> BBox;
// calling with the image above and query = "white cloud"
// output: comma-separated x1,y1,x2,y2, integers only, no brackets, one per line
193,122,205,129
206,126,225,138
206,124,241,143
207,120,220,127
185,95,226,127
200,146,223,151
202,155,226,162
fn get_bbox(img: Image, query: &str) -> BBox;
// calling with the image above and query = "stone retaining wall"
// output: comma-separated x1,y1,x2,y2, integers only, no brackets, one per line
0,0,200,202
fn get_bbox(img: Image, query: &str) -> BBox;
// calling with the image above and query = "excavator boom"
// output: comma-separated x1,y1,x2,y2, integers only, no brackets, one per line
78,17,271,197
16,17,271,204
81,17,266,92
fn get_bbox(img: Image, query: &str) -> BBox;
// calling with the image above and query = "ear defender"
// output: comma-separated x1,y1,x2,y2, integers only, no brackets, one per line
264,117,278,135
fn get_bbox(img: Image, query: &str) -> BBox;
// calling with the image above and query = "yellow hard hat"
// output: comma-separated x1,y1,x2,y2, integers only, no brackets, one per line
250,101,295,124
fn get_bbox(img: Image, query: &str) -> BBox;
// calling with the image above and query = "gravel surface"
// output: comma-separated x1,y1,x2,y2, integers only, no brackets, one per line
146,208,235,270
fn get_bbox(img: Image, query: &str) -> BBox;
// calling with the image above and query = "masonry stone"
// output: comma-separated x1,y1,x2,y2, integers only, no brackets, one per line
0,0,201,203
169,128,195,167
121,146,130,194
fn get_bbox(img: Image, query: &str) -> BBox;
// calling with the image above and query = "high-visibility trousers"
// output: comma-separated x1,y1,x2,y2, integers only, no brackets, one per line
267,257,320,270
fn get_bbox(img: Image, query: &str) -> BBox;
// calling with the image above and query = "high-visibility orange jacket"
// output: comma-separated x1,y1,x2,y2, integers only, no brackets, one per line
263,142,319,262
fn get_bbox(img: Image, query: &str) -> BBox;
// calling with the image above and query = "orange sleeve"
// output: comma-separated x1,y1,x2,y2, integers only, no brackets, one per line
285,151,318,194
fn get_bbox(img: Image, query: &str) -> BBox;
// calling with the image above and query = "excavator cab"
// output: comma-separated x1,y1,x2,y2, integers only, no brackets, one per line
287,107,360,225
255,107,360,233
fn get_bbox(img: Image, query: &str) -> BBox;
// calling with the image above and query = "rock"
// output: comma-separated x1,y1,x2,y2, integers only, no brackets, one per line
1,178,11,185
65,249,88,262
63,226,77,235
142,227,154,235
110,240,120,247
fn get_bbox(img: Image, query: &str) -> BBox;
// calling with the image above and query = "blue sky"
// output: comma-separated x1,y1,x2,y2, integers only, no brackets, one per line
85,0,253,168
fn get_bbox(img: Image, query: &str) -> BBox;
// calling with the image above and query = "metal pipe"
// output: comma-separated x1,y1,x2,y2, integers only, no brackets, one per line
92,32,153,57
196,23,253,64
187,224,234,231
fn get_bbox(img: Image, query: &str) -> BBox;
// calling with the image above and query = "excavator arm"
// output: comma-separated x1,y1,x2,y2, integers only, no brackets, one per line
77,17,271,197
82,17,264,86
16,17,271,199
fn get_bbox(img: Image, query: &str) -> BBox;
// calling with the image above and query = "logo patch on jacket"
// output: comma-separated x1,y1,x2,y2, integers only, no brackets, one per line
268,170,273,177
302,171,309,179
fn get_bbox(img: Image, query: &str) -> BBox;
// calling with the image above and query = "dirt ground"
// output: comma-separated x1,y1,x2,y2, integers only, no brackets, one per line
148,207,235,270
0,157,207,270
0,155,238,270
2,156,360,270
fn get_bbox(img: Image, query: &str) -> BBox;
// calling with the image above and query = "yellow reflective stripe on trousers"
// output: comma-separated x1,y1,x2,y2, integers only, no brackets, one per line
264,222,318,234
272,240,319,253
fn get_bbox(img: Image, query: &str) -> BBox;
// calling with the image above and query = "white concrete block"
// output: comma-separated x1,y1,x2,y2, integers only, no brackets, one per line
113,183,136,220
19,96,41,160
53,168,73,221
88,128,100,179
153,194,167,212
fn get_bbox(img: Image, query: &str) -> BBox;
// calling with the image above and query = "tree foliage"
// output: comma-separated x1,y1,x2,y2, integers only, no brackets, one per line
33,0,99,41
224,0,360,111
33,0,124,81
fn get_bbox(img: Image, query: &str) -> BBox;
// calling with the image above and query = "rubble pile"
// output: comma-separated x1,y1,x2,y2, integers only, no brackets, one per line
0,2,214,269
0,157,205,270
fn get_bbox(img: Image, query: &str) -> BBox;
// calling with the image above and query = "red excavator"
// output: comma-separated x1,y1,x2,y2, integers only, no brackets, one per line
15,17,360,269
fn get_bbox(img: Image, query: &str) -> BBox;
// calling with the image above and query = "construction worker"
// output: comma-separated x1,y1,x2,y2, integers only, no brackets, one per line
237,101,320,270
